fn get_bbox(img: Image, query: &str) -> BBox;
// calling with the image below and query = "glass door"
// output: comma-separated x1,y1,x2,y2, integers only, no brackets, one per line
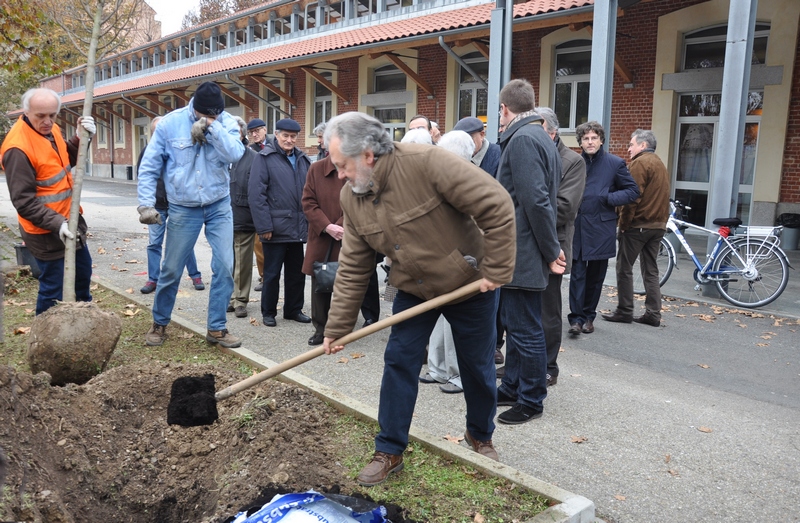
672,92,761,226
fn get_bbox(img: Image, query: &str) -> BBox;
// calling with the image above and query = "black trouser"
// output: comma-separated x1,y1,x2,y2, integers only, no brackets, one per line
261,241,305,318
542,272,564,377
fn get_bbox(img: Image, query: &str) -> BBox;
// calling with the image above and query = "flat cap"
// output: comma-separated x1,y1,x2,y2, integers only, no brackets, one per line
247,118,266,130
453,117,485,135
276,118,301,133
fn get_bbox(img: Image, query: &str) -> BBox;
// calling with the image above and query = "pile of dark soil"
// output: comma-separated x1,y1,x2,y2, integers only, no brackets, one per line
0,363,414,523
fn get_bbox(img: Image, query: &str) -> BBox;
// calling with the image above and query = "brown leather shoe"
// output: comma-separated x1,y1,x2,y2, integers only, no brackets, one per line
357,451,404,486
601,311,633,323
145,323,167,346
568,322,582,335
582,319,595,333
206,329,242,348
464,430,499,461
634,313,661,327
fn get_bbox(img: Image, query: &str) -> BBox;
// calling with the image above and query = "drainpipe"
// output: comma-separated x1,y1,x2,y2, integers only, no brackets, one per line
438,36,487,90
225,73,292,117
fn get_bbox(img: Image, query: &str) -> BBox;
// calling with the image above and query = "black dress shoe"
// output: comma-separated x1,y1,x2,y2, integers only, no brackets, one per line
497,403,543,425
582,320,595,333
546,373,557,387
495,366,505,379
285,312,311,323
362,318,376,328
308,333,325,346
568,322,582,335
634,313,661,327
262,315,277,327
601,311,633,323
227,304,235,313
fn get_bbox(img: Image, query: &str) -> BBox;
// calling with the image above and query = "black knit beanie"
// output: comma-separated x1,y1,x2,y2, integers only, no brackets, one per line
193,82,225,116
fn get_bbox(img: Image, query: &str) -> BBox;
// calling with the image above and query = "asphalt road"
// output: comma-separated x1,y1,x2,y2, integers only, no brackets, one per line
2,175,799,523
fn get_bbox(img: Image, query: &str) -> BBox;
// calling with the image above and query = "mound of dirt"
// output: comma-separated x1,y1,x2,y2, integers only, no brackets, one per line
0,363,407,523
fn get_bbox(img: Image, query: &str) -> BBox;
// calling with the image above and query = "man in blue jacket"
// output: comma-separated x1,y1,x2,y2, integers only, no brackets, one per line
248,118,312,327
568,121,640,336
137,81,245,348
495,79,565,425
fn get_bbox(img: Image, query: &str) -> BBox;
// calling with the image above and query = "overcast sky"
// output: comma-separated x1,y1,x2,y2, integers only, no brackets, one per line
149,0,199,36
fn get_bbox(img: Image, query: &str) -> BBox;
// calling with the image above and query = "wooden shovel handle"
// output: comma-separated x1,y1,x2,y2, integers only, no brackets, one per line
215,280,483,401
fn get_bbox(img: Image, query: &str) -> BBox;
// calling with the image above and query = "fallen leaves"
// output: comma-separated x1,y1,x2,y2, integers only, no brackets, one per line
97,247,107,255
614,494,626,501
350,352,365,359
443,433,463,444
697,364,710,369
125,288,134,294
336,357,348,364
571,435,588,444
124,259,140,264
473,513,485,523
697,426,713,433
14,326,31,335
692,313,716,322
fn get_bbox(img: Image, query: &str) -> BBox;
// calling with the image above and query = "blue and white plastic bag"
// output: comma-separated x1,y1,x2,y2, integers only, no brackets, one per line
231,491,388,523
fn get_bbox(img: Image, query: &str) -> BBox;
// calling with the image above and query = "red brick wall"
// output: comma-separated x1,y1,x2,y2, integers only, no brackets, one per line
416,45,449,125
781,31,800,203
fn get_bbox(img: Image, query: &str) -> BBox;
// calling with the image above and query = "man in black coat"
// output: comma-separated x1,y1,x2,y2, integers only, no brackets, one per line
495,79,565,425
248,118,312,327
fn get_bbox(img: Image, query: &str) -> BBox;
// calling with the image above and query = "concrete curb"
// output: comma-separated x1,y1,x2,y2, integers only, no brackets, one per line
92,274,597,523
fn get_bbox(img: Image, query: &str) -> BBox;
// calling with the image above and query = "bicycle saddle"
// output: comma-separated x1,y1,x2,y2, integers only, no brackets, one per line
712,217,743,227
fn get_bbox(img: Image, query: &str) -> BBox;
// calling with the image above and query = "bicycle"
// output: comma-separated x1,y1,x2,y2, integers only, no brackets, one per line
631,200,792,308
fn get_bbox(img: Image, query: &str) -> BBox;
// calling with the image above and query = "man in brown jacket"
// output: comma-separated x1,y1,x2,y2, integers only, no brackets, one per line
603,129,670,327
321,112,516,486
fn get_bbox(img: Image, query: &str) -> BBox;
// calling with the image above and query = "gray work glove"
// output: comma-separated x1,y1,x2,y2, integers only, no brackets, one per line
137,206,163,225
191,117,209,145
58,221,74,244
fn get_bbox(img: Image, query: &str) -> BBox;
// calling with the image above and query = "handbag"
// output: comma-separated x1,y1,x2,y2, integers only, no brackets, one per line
312,238,339,294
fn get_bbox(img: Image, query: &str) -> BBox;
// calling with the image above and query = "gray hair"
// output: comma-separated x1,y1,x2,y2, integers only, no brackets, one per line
22,88,61,113
437,130,474,162
534,107,560,136
313,122,327,137
150,116,163,133
631,129,657,150
324,112,394,158
400,128,433,145
233,116,247,139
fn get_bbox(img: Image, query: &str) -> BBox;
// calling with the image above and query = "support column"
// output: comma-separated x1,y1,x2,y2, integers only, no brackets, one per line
486,0,513,141
587,0,617,141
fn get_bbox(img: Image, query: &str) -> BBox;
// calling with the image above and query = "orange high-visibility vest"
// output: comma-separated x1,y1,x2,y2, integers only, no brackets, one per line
0,116,74,235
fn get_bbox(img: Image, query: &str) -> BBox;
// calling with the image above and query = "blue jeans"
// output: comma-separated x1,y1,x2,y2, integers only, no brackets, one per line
152,197,234,331
34,244,93,315
498,288,547,409
147,208,201,282
376,288,498,456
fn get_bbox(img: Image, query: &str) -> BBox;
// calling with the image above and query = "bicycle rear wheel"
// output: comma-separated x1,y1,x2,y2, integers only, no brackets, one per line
633,237,675,294
712,240,789,308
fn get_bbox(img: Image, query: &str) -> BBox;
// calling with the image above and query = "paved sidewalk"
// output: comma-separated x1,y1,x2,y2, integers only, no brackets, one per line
2,177,799,523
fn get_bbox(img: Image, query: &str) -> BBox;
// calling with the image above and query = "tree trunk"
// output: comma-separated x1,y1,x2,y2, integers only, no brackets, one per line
63,1,103,301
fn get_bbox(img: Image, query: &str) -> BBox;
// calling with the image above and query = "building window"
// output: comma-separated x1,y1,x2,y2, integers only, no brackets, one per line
457,51,489,121
553,39,591,132
682,24,770,70
264,80,282,133
373,64,405,93
97,109,107,146
373,107,406,141
114,104,125,145
314,71,333,129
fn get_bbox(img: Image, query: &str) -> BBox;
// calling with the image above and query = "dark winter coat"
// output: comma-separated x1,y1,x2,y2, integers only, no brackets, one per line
247,138,311,243
572,147,640,261
136,146,168,210
229,145,258,232
301,156,345,275
496,114,562,291
480,142,502,177
554,137,586,273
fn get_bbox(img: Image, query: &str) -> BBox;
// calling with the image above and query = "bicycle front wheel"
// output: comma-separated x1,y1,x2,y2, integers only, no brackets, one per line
712,240,789,308
633,236,675,294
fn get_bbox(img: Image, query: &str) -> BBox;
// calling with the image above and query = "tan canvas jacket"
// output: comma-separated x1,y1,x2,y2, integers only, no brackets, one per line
324,142,516,339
